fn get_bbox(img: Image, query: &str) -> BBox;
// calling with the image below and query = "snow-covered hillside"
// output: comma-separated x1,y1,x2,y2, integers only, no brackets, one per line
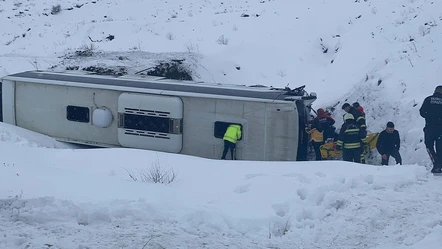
1,0,442,248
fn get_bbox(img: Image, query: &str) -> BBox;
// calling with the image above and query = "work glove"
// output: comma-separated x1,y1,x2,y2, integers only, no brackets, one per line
362,142,369,152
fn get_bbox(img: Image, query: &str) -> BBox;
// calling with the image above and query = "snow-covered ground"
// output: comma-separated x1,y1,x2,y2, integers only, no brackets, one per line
0,122,441,249
1,0,442,248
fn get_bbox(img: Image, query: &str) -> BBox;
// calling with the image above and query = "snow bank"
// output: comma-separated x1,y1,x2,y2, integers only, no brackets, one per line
0,122,75,149
0,142,439,248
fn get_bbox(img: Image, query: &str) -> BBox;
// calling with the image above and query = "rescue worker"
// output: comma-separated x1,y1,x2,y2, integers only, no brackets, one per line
419,85,442,173
305,125,324,160
342,103,367,137
376,122,402,165
352,102,365,116
221,124,242,160
336,113,366,163
315,108,337,142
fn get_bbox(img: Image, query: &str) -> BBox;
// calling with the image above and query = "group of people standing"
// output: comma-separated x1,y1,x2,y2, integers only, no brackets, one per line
220,86,442,173
306,101,402,166
307,85,442,172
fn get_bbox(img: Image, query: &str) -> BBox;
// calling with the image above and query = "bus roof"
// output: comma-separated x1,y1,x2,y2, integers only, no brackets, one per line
3,70,316,103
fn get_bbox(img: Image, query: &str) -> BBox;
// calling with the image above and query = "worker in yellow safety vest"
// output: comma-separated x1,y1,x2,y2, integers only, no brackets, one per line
305,126,324,160
221,124,242,160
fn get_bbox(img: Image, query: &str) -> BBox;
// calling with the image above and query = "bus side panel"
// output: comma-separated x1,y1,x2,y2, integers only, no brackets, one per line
14,82,120,146
241,102,267,160
265,103,298,161
1,79,16,125
181,97,266,160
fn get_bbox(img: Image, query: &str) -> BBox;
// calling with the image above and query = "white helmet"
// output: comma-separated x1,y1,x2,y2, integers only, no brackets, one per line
344,113,354,121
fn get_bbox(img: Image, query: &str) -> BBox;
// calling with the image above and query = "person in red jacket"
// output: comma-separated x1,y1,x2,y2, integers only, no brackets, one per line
352,102,365,116
315,108,337,142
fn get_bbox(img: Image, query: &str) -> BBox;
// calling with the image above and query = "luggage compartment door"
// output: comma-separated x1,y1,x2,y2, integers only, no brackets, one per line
117,93,183,153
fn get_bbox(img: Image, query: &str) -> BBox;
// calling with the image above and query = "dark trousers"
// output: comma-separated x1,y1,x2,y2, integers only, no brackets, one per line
381,149,402,165
221,140,236,160
343,148,362,163
311,141,324,160
424,127,442,171
324,127,339,142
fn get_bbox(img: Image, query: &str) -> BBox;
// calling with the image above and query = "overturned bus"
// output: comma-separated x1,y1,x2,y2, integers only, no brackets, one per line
0,70,316,161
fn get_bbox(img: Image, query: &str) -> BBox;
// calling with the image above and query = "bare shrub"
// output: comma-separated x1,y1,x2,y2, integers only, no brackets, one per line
142,235,162,249
277,69,287,77
217,35,229,45
126,157,177,184
0,190,26,219
166,32,175,40
185,41,200,53
129,40,142,51
418,25,430,36
29,58,40,70
51,4,62,15
269,216,291,238
75,43,96,57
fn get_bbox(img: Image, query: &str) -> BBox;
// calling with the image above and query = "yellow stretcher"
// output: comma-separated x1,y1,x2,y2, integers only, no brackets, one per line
320,132,380,159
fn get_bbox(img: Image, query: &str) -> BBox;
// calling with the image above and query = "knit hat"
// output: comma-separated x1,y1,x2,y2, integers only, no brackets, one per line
344,113,354,121
352,102,360,108
436,85,442,93
387,122,394,128
317,108,325,114
342,103,351,110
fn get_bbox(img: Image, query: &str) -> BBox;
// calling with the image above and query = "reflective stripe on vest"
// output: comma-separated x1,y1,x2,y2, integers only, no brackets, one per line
344,142,361,149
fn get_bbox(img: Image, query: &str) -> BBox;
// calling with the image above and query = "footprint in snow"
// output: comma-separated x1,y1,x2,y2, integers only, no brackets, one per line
297,188,308,200
233,184,250,194
245,173,265,180
282,173,312,184
272,202,290,217
315,172,327,178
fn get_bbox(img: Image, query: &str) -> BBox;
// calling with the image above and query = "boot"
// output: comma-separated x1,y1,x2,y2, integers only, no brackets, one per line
431,166,442,173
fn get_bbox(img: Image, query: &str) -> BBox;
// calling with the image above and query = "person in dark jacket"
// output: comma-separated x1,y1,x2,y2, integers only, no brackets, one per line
315,108,337,142
342,103,367,137
376,122,402,165
352,102,365,116
336,113,367,163
419,85,442,173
